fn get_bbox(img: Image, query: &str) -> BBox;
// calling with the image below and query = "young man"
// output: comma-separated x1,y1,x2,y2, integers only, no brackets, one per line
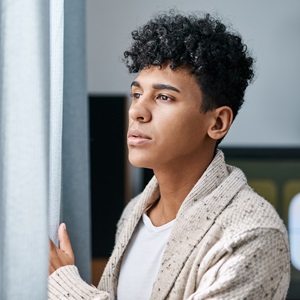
48,11,291,299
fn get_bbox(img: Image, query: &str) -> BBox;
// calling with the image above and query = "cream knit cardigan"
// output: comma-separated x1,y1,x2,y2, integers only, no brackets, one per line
48,150,291,299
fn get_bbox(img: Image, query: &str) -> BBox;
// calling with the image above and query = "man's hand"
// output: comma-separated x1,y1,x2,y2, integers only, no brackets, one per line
49,223,75,275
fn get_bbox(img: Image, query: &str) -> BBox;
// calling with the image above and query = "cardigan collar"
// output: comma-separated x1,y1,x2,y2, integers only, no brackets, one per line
150,150,247,299
99,149,247,298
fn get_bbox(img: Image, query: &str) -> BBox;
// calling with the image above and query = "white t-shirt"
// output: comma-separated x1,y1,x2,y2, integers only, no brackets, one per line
117,213,175,300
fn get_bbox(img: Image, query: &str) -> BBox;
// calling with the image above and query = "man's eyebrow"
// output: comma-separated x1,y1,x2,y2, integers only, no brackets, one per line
131,81,140,88
152,84,180,93
131,81,181,93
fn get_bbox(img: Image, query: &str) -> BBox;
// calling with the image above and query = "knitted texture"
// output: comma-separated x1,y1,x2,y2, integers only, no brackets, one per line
48,266,109,299
99,150,290,299
48,150,291,299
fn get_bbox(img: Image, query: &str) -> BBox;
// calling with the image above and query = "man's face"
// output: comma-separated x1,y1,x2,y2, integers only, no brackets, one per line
127,64,214,171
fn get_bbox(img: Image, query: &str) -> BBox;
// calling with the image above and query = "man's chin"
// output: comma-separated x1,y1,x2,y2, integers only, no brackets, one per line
128,156,151,169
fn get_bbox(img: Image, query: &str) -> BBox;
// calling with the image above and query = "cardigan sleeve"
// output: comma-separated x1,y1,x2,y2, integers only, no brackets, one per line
48,265,109,299
187,228,290,300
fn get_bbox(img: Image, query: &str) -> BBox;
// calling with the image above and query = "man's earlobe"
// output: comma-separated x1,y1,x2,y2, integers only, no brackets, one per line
208,106,233,140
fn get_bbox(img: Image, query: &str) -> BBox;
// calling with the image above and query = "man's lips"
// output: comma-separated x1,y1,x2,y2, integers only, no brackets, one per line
127,129,151,146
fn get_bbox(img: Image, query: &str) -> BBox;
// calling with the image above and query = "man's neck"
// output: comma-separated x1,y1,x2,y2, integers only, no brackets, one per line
147,150,215,226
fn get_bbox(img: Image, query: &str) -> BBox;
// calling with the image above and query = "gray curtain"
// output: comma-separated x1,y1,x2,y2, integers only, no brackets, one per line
62,0,91,283
0,0,90,298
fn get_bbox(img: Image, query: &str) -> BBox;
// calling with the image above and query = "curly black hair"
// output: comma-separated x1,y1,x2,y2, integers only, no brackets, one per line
124,10,255,123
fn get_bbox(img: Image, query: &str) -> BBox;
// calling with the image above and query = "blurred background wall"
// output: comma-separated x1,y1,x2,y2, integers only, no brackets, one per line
87,0,300,147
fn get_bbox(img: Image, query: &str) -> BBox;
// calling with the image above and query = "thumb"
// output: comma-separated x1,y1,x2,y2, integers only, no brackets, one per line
58,223,74,259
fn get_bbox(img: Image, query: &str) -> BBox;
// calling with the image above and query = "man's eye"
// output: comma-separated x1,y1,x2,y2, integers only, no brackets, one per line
131,92,142,99
156,94,172,101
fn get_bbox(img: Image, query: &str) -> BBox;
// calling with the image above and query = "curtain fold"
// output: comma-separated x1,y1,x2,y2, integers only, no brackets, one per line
62,0,91,283
0,0,90,297
0,1,50,298
49,0,64,247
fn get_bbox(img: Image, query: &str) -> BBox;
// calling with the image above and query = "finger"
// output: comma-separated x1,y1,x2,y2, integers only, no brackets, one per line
49,238,58,253
49,238,54,249
49,238,60,274
58,223,74,259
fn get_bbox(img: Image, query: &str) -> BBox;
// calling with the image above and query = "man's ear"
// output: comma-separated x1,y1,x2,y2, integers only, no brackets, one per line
208,106,233,140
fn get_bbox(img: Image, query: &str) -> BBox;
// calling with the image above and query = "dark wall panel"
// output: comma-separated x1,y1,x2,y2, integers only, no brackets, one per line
89,95,126,257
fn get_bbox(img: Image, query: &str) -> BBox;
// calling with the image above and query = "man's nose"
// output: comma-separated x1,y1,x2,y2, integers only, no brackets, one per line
128,97,152,122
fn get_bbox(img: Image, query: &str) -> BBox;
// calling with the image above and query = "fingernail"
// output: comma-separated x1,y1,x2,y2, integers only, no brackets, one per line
62,223,66,230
